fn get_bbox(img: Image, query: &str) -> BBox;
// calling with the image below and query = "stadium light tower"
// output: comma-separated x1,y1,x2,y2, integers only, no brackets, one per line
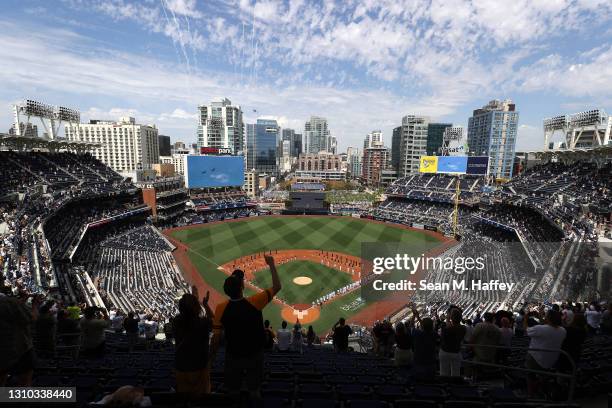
13,99,80,140
543,109,612,150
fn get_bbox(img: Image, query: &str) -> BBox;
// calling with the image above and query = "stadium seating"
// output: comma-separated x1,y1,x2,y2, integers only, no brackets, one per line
2,150,611,407
23,328,611,407
84,226,189,321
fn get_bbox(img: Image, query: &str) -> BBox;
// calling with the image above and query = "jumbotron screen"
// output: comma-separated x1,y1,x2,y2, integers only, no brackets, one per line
184,155,244,188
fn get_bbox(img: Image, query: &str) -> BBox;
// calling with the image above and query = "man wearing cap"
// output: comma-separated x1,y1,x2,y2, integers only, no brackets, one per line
210,255,281,401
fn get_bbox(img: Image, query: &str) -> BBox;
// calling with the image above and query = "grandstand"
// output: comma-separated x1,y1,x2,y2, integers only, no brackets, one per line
0,149,189,320
1,142,611,407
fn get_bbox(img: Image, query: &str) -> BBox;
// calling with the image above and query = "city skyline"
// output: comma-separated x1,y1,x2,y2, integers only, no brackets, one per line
0,0,610,152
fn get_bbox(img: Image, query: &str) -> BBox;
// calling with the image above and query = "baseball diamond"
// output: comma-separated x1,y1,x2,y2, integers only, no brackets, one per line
166,215,446,332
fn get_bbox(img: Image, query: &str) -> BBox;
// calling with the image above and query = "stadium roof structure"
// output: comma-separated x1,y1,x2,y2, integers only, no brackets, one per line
530,144,612,162
0,133,101,152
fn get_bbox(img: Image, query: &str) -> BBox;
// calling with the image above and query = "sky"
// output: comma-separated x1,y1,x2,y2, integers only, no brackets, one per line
0,0,611,152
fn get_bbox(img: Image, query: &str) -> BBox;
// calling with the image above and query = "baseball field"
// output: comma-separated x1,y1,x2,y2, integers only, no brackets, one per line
166,216,445,333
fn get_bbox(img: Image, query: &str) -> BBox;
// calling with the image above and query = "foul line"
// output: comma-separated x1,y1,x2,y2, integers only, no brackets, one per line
184,246,224,270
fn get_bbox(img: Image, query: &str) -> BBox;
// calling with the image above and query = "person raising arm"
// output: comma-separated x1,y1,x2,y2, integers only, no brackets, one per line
209,254,281,402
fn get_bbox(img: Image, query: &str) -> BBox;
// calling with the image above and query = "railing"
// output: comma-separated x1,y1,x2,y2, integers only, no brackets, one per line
461,342,577,402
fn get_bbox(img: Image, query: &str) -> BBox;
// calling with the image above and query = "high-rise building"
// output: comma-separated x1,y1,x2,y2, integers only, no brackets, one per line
346,147,362,179
282,128,303,157
246,119,279,175
65,116,159,174
197,98,244,154
282,128,294,142
281,139,291,157
158,135,171,156
391,126,401,173
364,130,383,150
292,133,303,157
172,141,186,152
398,115,430,177
243,170,259,197
159,151,188,175
295,152,346,180
467,99,519,179
304,116,334,154
426,123,452,155
362,144,389,186
279,139,292,173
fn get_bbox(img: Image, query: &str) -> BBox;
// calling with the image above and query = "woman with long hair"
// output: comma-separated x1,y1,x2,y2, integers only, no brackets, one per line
393,321,413,367
173,287,214,397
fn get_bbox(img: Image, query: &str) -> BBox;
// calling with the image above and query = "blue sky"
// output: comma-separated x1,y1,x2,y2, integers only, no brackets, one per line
0,0,610,152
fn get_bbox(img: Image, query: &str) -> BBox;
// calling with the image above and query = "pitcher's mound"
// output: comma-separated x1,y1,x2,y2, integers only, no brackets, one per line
293,276,312,285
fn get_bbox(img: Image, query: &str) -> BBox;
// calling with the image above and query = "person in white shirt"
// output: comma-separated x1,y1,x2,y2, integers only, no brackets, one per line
276,321,291,352
585,304,602,334
111,310,125,333
524,309,566,397
143,316,158,340
561,305,574,327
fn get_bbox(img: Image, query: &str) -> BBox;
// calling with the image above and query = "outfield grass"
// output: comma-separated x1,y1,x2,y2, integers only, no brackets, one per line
170,216,441,332
252,260,353,304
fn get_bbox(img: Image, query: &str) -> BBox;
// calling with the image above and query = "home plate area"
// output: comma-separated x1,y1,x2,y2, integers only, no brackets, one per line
221,249,362,325
281,303,321,324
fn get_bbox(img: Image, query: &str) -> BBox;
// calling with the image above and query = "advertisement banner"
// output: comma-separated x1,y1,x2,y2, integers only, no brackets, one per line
419,156,438,173
466,156,489,175
437,156,468,174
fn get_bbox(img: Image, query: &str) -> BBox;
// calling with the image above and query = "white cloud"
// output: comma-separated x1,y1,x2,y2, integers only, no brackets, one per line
515,46,612,98
0,22,459,147
164,0,202,18
3,1,612,151
159,108,198,121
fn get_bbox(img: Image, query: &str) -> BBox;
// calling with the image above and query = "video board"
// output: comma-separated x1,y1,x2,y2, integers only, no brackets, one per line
184,155,244,188
419,155,489,175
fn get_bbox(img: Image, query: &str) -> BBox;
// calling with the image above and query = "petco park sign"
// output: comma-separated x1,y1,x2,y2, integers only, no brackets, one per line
200,147,232,155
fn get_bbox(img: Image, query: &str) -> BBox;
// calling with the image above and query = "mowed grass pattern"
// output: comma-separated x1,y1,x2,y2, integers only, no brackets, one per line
252,260,353,304
169,216,441,332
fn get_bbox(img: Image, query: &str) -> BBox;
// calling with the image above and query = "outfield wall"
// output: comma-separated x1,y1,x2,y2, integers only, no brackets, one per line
163,214,451,243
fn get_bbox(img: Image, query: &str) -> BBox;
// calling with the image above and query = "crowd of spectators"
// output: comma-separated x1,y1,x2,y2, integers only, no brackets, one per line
386,174,483,204
370,300,611,397
2,242,611,406
167,207,260,228
373,158,610,306
327,191,379,215
1,151,137,305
